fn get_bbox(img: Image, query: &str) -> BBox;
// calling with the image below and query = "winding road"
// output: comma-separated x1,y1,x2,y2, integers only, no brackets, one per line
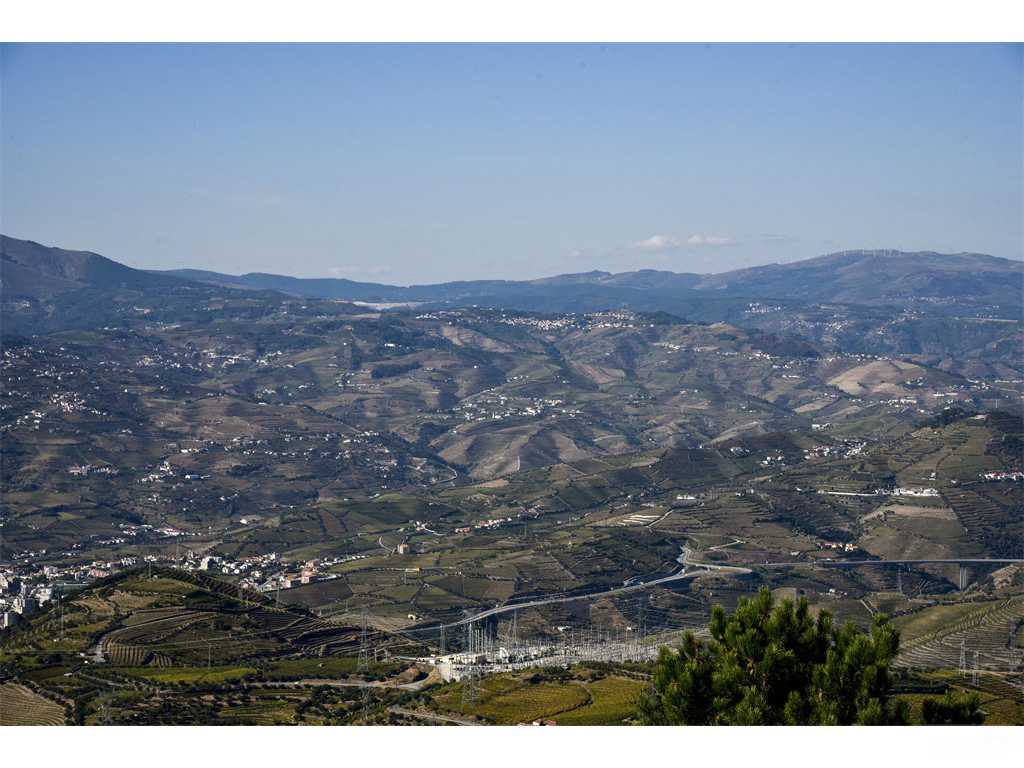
402,547,1021,637
412,546,752,631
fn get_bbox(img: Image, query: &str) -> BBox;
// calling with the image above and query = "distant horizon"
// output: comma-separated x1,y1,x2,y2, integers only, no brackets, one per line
2,43,1020,283
155,246,1023,286
4,231,1022,288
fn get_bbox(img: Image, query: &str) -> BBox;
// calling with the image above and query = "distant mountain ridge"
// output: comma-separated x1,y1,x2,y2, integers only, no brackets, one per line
3,237,1021,374
691,250,1021,305
156,248,1022,317
1,235,189,297
4,235,1017,313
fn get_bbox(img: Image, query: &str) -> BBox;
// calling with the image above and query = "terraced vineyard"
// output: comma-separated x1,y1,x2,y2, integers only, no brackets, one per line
0,682,66,725
550,676,646,725
894,594,1024,673
424,669,649,726
436,676,591,724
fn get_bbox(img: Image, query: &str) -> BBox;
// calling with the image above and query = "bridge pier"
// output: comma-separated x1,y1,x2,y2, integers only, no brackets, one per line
959,565,967,591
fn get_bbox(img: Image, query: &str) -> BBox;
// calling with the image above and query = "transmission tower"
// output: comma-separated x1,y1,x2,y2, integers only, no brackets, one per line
972,651,980,687
439,623,446,656
361,682,372,720
460,663,478,712
630,593,647,660
357,607,372,673
959,639,967,677
100,692,113,726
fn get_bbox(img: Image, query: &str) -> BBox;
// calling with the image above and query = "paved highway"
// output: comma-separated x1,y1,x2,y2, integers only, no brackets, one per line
435,546,751,629
403,550,1020,636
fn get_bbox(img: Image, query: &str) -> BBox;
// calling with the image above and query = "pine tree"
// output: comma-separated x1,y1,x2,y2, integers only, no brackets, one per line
636,586,911,725
921,689,984,725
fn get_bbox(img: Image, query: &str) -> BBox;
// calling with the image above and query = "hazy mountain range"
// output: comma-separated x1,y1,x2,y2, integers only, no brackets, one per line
4,234,1020,314
155,248,1023,318
3,236,1022,378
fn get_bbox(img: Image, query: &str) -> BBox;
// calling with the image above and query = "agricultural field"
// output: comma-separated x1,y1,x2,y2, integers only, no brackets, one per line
428,668,645,725
0,681,67,725
550,676,647,725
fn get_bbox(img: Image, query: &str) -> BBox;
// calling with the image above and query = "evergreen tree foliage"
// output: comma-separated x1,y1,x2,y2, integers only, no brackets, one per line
921,689,985,725
635,586,911,725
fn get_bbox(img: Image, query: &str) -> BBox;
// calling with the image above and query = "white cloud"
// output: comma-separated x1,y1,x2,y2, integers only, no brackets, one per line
686,235,734,247
758,233,800,245
629,235,680,251
327,265,393,278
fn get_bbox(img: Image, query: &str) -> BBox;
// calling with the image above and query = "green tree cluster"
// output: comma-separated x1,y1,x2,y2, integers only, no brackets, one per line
636,587,981,726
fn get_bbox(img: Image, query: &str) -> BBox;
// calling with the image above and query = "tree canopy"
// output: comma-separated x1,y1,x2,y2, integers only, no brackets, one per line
635,587,982,726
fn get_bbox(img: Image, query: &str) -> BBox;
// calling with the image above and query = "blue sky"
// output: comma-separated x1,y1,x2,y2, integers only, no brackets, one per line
2,43,1020,283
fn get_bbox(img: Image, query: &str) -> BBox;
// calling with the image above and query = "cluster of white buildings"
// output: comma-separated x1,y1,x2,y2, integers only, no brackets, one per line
803,440,867,460
979,470,1023,482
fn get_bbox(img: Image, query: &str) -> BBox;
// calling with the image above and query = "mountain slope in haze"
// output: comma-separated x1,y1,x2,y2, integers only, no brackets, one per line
157,249,1022,317
1,235,189,297
0,235,369,336
4,236,1021,374
692,250,1023,308
154,248,1023,373
7,235,1018,314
